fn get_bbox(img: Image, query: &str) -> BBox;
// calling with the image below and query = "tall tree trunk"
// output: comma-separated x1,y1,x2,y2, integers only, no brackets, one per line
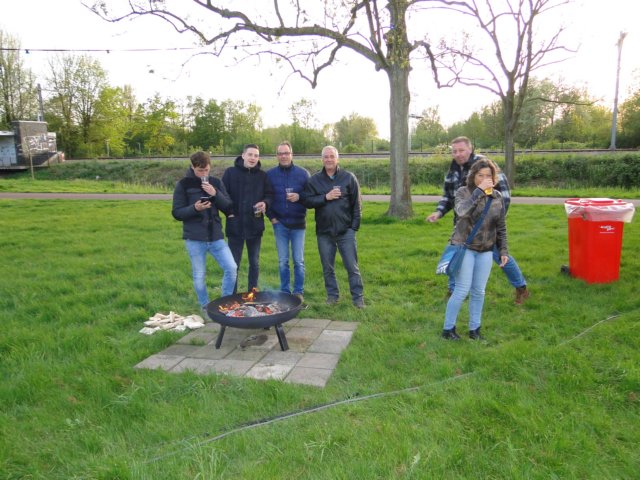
385,66,413,218
502,95,516,188
503,124,516,188
384,0,413,219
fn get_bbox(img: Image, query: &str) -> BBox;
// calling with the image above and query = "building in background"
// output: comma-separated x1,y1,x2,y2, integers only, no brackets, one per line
0,121,62,169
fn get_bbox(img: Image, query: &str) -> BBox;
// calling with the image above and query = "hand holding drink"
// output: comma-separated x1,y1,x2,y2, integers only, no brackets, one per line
285,187,294,201
253,201,265,217
479,178,493,195
325,185,344,201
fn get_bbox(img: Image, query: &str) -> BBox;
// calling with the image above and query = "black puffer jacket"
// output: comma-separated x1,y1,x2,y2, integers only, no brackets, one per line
222,156,273,239
303,166,362,236
172,168,232,242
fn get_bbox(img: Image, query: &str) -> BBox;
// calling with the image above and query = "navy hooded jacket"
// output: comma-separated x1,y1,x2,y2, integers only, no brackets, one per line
221,155,273,239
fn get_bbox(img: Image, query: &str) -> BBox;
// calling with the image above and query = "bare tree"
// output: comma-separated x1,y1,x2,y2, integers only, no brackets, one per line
423,0,572,185
87,0,447,219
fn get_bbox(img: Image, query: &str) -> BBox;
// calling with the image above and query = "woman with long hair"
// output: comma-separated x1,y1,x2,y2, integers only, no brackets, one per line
441,159,509,341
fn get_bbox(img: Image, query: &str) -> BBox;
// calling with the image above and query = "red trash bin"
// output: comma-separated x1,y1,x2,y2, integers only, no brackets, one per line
564,198,636,283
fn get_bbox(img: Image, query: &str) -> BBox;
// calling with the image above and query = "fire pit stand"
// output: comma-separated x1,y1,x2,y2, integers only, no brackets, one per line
206,291,304,352
214,323,289,351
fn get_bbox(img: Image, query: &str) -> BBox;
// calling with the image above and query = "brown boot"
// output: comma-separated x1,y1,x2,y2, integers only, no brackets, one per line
515,286,530,305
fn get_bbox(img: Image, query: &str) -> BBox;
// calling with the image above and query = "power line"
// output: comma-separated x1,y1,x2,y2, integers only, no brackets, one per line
1,46,206,54
0,37,320,55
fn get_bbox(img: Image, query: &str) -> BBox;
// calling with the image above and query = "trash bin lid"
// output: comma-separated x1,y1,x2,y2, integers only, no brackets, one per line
564,198,636,223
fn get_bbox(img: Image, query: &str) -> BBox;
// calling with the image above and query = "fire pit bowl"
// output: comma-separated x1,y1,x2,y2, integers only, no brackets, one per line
206,291,304,351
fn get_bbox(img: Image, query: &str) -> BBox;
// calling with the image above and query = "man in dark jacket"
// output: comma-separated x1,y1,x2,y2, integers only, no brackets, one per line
267,141,310,301
172,151,237,310
222,144,273,293
426,136,529,304
303,145,365,308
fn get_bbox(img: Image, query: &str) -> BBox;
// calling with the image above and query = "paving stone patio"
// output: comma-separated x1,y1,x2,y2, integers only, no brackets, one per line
134,318,358,387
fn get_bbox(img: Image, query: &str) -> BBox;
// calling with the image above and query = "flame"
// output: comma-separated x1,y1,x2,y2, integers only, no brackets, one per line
241,287,259,302
218,301,240,313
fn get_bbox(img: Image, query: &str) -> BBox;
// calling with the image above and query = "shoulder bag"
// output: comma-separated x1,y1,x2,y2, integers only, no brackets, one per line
436,197,493,276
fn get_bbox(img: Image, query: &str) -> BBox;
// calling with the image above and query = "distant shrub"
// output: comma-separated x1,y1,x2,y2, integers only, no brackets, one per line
41,152,640,190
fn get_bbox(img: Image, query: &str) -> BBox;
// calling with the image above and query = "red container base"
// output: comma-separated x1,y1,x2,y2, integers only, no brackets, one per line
567,217,624,283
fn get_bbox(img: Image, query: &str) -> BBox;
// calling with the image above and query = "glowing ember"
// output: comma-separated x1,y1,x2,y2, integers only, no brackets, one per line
217,289,291,317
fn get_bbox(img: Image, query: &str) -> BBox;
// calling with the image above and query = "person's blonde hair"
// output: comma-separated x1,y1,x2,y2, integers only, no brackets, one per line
451,136,472,148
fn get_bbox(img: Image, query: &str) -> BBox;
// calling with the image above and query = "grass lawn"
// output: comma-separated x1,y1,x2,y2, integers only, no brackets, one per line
0,199,639,478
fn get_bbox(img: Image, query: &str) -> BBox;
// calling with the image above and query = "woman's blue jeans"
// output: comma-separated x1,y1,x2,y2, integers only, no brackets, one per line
444,249,493,331
185,239,237,307
448,245,525,291
272,222,306,294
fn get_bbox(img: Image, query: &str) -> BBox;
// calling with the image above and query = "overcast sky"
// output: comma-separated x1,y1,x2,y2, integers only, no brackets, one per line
2,0,639,140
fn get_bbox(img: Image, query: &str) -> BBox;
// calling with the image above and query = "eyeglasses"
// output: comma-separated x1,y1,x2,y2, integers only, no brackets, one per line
277,151,292,156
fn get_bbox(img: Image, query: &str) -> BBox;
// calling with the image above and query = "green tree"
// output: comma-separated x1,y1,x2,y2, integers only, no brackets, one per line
288,99,326,153
411,107,446,150
89,86,134,157
0,30,39,129
619,88,640,148
141,94,180,155
290,99,317,130
221,100,262,154
188,97,225,151
334,113,378,152
45,54,108,157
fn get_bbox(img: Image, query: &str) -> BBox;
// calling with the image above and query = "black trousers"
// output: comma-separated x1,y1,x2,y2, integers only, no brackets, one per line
227,236,262,293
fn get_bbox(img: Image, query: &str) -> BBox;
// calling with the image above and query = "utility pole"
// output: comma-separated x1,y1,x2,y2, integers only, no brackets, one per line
609,31,627,150
37,84,45,122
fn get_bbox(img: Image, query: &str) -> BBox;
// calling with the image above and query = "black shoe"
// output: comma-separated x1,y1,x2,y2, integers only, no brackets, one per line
441,327,461,340
469,327,483,340
353,297,365,309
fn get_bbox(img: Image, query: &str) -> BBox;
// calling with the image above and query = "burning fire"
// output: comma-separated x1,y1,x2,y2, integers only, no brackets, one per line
217,288,288,317
242,287,259,302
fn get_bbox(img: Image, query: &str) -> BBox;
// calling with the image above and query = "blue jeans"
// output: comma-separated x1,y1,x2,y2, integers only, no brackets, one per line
448,245,526,291
317,229,364,301
273,222,306,294
185,239,237,307
228,236,262,293
444,249,493,331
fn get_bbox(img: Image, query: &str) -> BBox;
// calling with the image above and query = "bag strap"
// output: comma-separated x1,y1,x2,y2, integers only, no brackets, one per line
464,197,493,245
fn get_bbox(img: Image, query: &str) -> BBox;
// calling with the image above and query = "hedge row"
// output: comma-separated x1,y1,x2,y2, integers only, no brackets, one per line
42,152,640,189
